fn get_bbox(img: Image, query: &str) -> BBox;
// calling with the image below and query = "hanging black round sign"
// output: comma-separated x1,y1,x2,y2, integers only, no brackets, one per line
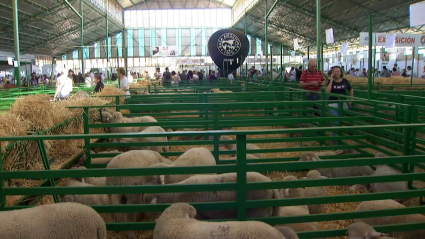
208,29,249,77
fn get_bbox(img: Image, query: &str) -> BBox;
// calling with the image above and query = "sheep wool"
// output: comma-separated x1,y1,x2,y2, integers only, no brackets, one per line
143,172,278,219
347,222,392,239
219,135,265,159
106,150,170,239
354,199,425,239
120,126,169,153
153,203,285,239
150,147,216,184
302,170,327,214
369,165,408,202
274,226,300,239
299,153,374,178
0,202,107,239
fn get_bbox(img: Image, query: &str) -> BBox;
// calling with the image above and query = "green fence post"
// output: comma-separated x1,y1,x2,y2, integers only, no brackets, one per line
0,147,4,210
83,108,91,168
213,105,220,162
236,134,247,221
337,101,344,145
403,105,413,188
37,140,60,203
115,96,120,112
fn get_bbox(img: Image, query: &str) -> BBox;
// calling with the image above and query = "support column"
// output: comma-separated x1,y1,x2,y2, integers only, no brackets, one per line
280,43,283,82
265,0,268,76
270,45,273,80
123,28,128,76
307,46,310,61
105,0,109,81
368,15,373,99
411,47,415,86
316,0,321,70
51,57,54,86
80,0,85,75
245,11,248,80
13,0,21,88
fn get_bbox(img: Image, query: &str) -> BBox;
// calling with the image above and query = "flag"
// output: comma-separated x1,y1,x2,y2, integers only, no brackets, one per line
325,28,334,44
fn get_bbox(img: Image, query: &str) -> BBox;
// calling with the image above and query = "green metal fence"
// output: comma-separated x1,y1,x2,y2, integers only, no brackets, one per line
1,124,425,238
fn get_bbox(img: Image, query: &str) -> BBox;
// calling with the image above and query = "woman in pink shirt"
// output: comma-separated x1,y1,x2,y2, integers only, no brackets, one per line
392,67,401,76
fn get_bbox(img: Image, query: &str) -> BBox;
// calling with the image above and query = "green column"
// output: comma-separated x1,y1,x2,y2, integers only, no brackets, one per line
280,44,283,82
265,0,268,76
368,15,373,99
25,61,28,83
105,0,109,81
307,46,310,61
316,0,321,70
80,0,84,75
123,29,128,76
13,0,21,88
270,45,273,80
245,11,248,80
51,58,54,86
411,47,415,86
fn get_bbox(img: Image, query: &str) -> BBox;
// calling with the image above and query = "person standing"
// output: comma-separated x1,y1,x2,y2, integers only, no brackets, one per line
300,59,326,115
228,71,235,84
289,67,296,82
163,67,172,87
380,66,391,78
119,67,130,97
325,66,353,142
406,66,412,77
94,74,104,93
392,68,401,76
89,70,94,83
198,70,204,84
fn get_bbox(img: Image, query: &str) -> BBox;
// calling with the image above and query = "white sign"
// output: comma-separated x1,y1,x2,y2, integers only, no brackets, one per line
13,61,18,67
385,34,396,48
152,46,179,57
341,43,349,54
293,39,299,50
7,57,13,65
325,28,334,44
359,32,425,47
410,1,425,27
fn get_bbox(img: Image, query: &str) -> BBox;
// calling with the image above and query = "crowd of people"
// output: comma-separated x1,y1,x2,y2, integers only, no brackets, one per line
345,64,425,79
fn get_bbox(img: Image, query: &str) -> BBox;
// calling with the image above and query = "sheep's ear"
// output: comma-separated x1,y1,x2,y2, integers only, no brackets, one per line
150,197,158,204
159,175,165,185
370,232,388,238
184,213,190,219
106,117,110,122
284,188,291,196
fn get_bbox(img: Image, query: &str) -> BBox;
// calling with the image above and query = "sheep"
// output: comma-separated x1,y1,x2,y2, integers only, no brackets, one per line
354,199,425,239
143,172,279,220
300,170,327,214
274,176,320,232
106,150,171,239
71,91,90,99
119,126,169,153
313,149,357,156
221,154,260,160
275,226,300,239
153,203,286,239
70,166,107,186
78,150,121,166
299,153,374,178
369,165,408,202
347,222,392,239
219,135,265,159
0,202,107,239
62,178,110,206
149,147,216,184
101,111,158,134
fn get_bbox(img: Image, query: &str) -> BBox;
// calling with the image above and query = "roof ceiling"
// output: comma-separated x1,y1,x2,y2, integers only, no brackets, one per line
233,0,425,52
1,0,424,57
0,0,124,57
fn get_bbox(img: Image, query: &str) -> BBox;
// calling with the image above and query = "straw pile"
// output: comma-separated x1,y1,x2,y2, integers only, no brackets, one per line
0,113,29,150
345,75,425,85
94,85,126,104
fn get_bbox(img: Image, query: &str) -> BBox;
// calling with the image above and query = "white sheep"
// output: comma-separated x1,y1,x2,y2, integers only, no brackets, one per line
70,166,107,186
354,199,425,239
71,91,90,99
0,202,107,239
300,170,327,214
106,150,171,239
149,147,216,184
274,176,320,232
219,135,265,159
275,226,300,239
221,154,260,160
299,153,374,178
78,150,121,166
62,178,110,206
119,126,169,153
153,203,286,239
369,165,408,202
143,172,279,220
101,111,158,134
347,222,393,239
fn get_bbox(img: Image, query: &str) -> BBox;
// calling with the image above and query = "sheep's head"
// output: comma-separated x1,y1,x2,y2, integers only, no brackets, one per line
306,170,322,179
347,222,389,239
69,166,87,182
101,111,113,123
159,203,197,220
299,153,321,162
280,176,305,198
219,135,235,150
